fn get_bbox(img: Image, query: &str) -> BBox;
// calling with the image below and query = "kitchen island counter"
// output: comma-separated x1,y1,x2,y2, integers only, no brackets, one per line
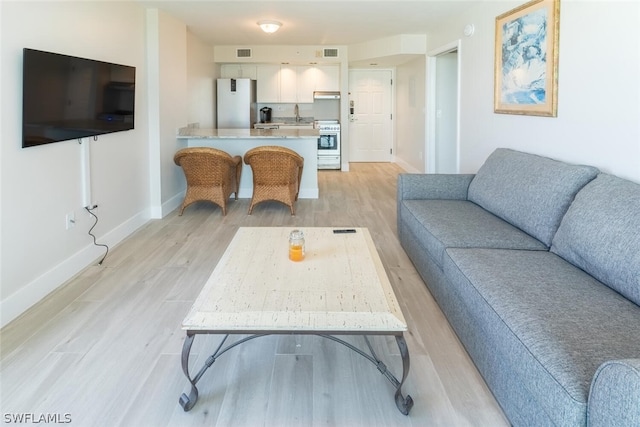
176,127,319,199
177,127,318,139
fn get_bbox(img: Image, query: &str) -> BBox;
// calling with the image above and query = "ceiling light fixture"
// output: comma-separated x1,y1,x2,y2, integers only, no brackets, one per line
257,20,282,34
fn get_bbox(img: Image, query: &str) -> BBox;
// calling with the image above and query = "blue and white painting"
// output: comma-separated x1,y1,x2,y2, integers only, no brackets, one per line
501,8,548,105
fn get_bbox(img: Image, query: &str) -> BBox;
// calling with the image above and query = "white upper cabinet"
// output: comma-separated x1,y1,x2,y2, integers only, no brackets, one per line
314,65,340,92
256,64,340,103
279,66,298,103
278,66,315,103
296,66,316,103
220,64,257,79
256,65,281,103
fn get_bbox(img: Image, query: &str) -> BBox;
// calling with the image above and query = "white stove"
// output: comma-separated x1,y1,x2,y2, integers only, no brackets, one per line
314,120,341,170
314,120,341,132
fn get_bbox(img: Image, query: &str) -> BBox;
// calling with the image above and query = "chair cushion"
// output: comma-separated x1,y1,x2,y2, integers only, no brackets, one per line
551,174,640,306
467,148,599,246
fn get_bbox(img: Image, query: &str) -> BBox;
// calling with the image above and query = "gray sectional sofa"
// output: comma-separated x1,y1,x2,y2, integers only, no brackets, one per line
397,148,640,426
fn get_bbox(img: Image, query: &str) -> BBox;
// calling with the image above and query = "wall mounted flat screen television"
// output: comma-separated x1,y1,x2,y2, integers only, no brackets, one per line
22,48,136,148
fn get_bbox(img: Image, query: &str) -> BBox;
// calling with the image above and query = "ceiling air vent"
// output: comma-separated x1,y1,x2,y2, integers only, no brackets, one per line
236,48,252,58
323,48,339,58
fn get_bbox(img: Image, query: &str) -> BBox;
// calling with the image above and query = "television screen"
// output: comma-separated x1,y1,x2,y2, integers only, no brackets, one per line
22,48,136,148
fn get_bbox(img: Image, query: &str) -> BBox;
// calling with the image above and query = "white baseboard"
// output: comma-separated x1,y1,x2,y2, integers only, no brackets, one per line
0,209,150,328
161,191,185,218
395,158,420,173
298,188,319,198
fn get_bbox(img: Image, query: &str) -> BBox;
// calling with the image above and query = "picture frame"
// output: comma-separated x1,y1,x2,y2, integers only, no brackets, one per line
494,0,560,117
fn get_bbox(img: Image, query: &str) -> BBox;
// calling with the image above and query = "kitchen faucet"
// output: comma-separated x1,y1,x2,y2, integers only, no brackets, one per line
294,104,300,122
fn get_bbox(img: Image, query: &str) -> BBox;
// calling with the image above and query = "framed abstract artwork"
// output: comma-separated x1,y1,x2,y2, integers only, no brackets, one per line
494,0,560,117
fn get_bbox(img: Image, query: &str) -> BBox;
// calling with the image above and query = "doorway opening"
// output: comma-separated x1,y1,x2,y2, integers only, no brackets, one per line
427,41,461,173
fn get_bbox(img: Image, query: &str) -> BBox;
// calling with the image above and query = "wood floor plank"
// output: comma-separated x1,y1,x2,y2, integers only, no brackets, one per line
116,354,189,427
0,163,509,426
264,354,314,426
343,350,413,427
0,266,105,357
214,335,279,426
1,352,83,414
0,300,97,382
402,353,465,427
311,338,368,426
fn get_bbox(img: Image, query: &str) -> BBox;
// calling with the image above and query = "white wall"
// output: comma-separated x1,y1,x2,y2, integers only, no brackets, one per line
187,31,216,129
349,34,427,66
395,57,427,173
423,1,640,182
147,9,189,218
0,2,203,327
0,1,150,326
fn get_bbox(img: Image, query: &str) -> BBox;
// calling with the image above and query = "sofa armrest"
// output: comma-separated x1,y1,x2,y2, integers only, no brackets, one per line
397,173,475,201
588,359,640,427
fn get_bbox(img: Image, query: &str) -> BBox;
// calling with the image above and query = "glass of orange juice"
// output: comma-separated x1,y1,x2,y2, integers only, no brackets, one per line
289,229,305,261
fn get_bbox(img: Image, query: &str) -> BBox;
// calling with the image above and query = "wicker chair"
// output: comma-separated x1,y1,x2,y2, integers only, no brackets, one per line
174,147,242,215
243,146,304,215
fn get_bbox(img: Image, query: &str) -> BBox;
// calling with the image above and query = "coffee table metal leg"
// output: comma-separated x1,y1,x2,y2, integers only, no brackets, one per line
365,335,413,415
394,335,414,415
179,332,198,411
179,333,268,411
178,332,412,414
320,334,413,415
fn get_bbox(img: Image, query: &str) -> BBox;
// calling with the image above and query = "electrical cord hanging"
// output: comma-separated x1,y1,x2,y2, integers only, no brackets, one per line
85,205,109,265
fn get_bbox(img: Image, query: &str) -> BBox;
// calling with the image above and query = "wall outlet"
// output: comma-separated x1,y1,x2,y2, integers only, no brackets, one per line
66,212,76,230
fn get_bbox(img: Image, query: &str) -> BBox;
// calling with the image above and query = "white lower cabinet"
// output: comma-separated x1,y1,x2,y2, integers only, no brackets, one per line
278,125,314,130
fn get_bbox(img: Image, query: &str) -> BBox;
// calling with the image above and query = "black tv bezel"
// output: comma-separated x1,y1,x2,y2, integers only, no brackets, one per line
21,48,136,149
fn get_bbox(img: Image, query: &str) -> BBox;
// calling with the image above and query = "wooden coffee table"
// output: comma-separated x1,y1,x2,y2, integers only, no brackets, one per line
179,227,413,415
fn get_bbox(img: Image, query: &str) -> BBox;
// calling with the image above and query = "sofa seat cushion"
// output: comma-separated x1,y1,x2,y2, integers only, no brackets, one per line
551,173,640,306
443,248,640,425
399,199,547,268
467,148,599,247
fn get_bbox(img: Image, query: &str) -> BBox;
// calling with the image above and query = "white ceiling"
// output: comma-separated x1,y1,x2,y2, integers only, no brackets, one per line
136,1,476,47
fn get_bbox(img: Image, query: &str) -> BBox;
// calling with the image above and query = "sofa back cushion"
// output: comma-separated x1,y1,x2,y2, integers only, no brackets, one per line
551,174,640,306
468,148,599,246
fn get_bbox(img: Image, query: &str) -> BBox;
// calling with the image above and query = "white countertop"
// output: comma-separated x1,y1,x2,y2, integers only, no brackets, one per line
177,127,319,139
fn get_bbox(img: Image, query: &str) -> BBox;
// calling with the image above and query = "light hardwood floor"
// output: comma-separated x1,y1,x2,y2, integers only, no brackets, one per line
0,163,509,427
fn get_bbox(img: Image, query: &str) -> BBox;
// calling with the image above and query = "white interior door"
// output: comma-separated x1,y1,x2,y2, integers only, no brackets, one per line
348,70,392,162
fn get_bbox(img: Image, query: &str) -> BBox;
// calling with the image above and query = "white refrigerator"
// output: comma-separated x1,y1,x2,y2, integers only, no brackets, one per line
216,78,257,128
